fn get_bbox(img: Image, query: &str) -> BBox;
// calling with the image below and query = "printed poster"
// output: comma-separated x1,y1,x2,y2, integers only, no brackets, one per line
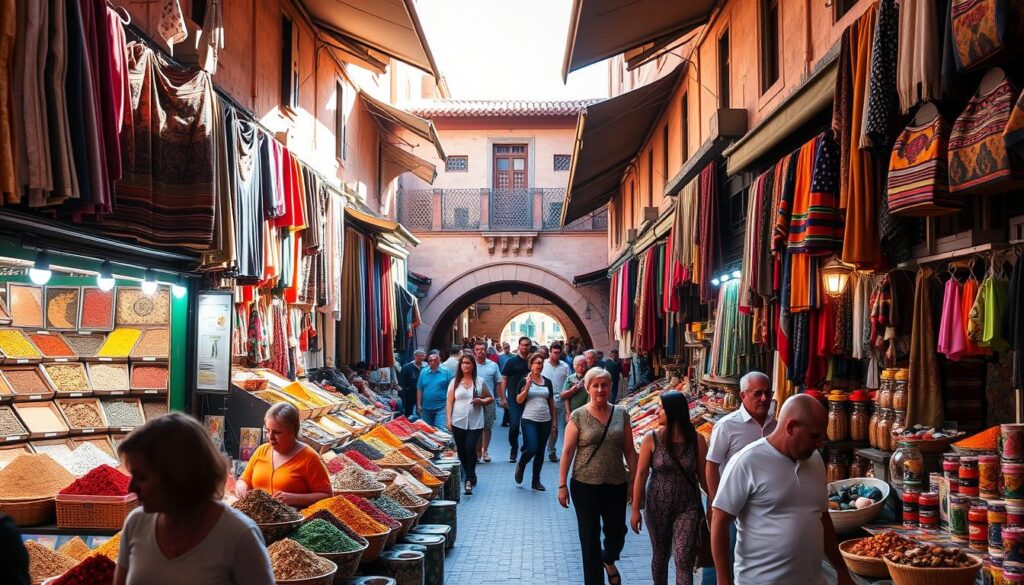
196,291,233,392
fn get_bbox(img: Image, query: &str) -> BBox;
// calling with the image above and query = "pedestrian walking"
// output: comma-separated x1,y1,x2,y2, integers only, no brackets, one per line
710,394,852,585
558,367,637,585
631,391,709,585
472,340,503,463
702,371,776,584
398,350,426,418
514,353,556,490
583,348,599,370
440,346,462,376
543,341,571,461
500,336,532,460
561,355,590,415
601,349,623,403
417,352,453,431
446,355,492,495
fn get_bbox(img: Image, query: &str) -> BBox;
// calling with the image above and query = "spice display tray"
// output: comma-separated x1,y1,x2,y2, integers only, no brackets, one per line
77,287,116,332
85,363,130,396
6,284,44,329
0,297,11,326
0,328,43,364
56,493,139,530
13,402,70,440
1,366,56,402
99,398,145,433
61,332,107,359
26,332,79,363
129,363,169,396
0,373,11,404
90,328,141,362
70,435,117,459
55,398,109,435
129,327,169,361
40,363,93,398
0,405,29,443
44,287,81,331
115,288,170,327
139,398,169,422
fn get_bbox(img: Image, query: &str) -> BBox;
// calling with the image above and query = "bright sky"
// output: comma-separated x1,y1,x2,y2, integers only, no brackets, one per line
416,0,609,101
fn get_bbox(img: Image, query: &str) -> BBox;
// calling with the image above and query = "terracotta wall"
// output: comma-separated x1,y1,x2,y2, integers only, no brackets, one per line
603,0,873,262
121,0,399,212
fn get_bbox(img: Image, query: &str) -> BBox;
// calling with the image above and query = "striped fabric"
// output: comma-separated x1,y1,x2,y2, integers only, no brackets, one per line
949,77,1024,194
888,110,962,215
787,134,843,254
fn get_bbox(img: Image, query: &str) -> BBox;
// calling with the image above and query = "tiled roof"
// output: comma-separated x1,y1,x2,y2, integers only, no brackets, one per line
405,99,602,118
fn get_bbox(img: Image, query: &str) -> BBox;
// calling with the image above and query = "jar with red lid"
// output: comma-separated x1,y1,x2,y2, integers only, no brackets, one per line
849,390,871,443
970,499,990,551
944,453,961,494
960,457,981,497
902,490,919,527
918,492,939,529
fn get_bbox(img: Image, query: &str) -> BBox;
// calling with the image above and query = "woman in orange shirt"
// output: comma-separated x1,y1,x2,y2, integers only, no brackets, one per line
235,403,331,507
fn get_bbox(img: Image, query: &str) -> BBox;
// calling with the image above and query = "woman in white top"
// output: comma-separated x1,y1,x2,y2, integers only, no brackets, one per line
446,354,493,494
515,353,557,491
114,413,274,585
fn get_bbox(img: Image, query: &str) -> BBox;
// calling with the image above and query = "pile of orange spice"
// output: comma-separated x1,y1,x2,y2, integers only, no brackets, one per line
364,426,403,448
953,426,1000,451
302,496,388,536
409,465,443,487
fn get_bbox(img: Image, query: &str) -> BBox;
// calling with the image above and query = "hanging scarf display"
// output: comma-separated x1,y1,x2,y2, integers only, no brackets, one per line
937,277,967,361
696,162,720,303
907,268,943,427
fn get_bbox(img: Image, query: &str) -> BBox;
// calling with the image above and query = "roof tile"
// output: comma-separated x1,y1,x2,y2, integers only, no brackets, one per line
404,99,602,118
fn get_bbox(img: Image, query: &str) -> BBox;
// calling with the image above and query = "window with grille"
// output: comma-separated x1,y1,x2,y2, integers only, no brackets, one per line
760,0,781,92
554,154,571,171
446,156,468,172
281,15,299,110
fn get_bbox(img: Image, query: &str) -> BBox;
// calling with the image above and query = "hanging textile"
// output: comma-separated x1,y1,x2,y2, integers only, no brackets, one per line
670,180,698,278
962,275,992,356
12,0,54,203
937,277,966,361
0,0,14,199
195,0,223,74
82,0,121,184
112,42,214,250
158,0,188,51
634,247,658,353
950,0,1023,72
887,109,961,216
862,0,899,149
202,98,236,269
45,0,76,206
980,272,1010,351
907,268,943,428
696,163,720,303
949,73,1023,195
896,0,942,112
835,4,884,269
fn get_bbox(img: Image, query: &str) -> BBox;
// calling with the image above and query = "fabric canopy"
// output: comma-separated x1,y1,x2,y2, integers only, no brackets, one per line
302,0,442,80
723,59,838,175
381,142,437,187
572,268,609,286
359,92,447,162
562,0,714,80
561,65,684,225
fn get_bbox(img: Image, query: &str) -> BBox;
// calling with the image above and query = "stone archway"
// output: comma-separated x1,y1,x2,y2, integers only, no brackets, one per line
417,262,609,352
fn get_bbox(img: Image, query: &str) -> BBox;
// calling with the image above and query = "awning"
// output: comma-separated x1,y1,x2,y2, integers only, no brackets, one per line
302,0,442,81
345,206,420,247
572,268,609,286
562,0,715,80
360,91,447,162
561,64,684,226
723,57,838,175
381,142,437,187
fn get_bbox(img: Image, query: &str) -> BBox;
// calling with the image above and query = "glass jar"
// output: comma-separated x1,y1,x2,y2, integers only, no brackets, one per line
848,456,862,478
850,397,870,443
970,499,990,551
868,407,881,448
827,394,850,442
891,409,908,442
827,451,847,483
960,457,980,497
877,408,895,451
890,442,925,490
950,494,970,541
723,390,739,411
892,370,909,411
878,369,895,409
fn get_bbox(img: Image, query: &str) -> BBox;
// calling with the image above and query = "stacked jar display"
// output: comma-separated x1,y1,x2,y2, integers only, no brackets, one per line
890,368,909,443
873,369,896,451
1003,423,1024,580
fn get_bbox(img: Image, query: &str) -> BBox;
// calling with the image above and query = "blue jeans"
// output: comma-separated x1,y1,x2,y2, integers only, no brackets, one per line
518,418,552,482
505,392,524,450
420,408,447,432
700,520,736,584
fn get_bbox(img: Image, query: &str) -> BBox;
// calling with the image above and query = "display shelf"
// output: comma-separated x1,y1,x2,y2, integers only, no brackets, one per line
699,376,739,388
21,524,119,537
824,440,870,450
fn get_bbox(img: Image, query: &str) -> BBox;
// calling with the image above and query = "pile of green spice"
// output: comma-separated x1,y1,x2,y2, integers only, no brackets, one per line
232,489,302,524
370,495,416,519
290,518,362,553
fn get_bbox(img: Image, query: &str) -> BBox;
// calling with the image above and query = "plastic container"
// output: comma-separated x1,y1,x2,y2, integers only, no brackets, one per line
980,454,1001,499
960,457,980,497
970,499,989,551
1004,462,1024,504
1003,424,1024,461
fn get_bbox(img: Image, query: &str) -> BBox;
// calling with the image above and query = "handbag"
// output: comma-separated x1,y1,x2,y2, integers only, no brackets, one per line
951,0,1024,72
655,432,715,568
949,71,1024,194
888,105,963,216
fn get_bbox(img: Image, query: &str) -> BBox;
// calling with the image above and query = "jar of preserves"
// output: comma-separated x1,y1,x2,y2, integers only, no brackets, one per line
877,408,895,451
827,451,847,483
878,369,896,409
960,457,981,498
970,499,990,551
980,454,1001,499
919,492,940,529
890,442,925,490
903,490,920,527
892,370,909,411
849,455,867,478
950,494,970,541
849,390,871,443
868,406,881,448
827,393,850,442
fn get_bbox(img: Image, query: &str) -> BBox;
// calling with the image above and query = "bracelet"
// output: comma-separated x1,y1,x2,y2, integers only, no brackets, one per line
558,485,567,489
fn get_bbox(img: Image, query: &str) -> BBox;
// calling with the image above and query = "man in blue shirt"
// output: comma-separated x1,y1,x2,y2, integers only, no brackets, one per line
416,352,453,431
398,350,426,417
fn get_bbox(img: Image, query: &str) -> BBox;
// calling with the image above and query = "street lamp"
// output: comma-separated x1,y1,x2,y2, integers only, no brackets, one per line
821,256,855,298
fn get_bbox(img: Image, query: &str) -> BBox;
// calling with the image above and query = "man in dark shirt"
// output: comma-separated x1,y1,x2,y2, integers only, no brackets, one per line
399,350,426,417
602,349,624,403
500,336,533,462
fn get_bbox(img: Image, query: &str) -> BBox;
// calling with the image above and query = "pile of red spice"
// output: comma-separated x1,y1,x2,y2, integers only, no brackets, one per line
53,554,115,585
342,494,401,530
27,334,76,357
80,289,114,329
59,465,131,496
130,366,168,389
344,451,384,472
386,418,417,438
325,456,349,475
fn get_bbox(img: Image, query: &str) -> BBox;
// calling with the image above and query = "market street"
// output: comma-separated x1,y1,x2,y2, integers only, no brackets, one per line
443,410,670,585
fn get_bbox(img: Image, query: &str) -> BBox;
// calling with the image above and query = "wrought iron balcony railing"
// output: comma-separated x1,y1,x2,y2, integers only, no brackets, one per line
397,188,607,233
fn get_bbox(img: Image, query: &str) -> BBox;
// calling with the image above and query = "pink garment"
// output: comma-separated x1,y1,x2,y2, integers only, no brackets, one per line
937,278,966,361
106,7,130,135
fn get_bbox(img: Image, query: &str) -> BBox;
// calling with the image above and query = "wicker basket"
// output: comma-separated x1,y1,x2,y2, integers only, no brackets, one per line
332,486,385,499
838,538,890,578
0,497,55,526
883,557,982,585
276,559,337,585
894,435,964,455
56,493,138,529
360,530,391,563
258,518,304,544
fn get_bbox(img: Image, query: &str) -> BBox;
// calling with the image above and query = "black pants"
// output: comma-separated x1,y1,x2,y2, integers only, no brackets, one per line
401,386,417,417
450,425,482,484
571,479,628,585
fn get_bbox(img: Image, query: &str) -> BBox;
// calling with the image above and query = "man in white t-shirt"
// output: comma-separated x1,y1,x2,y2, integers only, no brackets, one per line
440,347,462,377
541,342,571,461
473,340,503,463
710,394,852,585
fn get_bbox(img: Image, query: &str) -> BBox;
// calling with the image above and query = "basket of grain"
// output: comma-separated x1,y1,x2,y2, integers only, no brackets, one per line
884,546,982,585
232,489,304,544
269,539,338,585
0,453,75,526
56,493,139,530
1,498,56,527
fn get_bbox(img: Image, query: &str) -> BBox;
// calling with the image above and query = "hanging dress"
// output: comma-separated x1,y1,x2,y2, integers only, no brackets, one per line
937,278,966,361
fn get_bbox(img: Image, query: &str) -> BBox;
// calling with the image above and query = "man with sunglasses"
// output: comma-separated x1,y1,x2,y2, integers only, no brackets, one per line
703,371,776,584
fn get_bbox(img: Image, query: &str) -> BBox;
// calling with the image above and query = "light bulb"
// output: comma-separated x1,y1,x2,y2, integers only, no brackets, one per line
720,273,731,283
141,269,158,295
29,252,51,285
172,275,187,299
732,270,741,278
711,278,721,286
97,260,115,291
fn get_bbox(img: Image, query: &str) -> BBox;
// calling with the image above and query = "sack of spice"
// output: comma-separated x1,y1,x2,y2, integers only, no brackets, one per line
0,453,75,500
52,553,116,585
25,540,79,583
232,489,302,524
267,538,335,581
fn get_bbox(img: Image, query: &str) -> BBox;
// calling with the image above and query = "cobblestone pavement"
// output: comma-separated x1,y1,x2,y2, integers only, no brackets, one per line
442,413,678,584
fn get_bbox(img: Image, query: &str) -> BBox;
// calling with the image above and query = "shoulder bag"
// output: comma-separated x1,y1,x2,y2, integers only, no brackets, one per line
580,407,616,468
654,432,715,568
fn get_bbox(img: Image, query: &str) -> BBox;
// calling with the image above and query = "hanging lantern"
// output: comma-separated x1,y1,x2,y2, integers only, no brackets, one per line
821,256,855,297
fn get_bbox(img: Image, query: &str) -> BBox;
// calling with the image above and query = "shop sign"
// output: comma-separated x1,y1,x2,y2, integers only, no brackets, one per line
196,291,232,393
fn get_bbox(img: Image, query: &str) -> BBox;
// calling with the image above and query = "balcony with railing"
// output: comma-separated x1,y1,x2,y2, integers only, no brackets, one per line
397,188,607,232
